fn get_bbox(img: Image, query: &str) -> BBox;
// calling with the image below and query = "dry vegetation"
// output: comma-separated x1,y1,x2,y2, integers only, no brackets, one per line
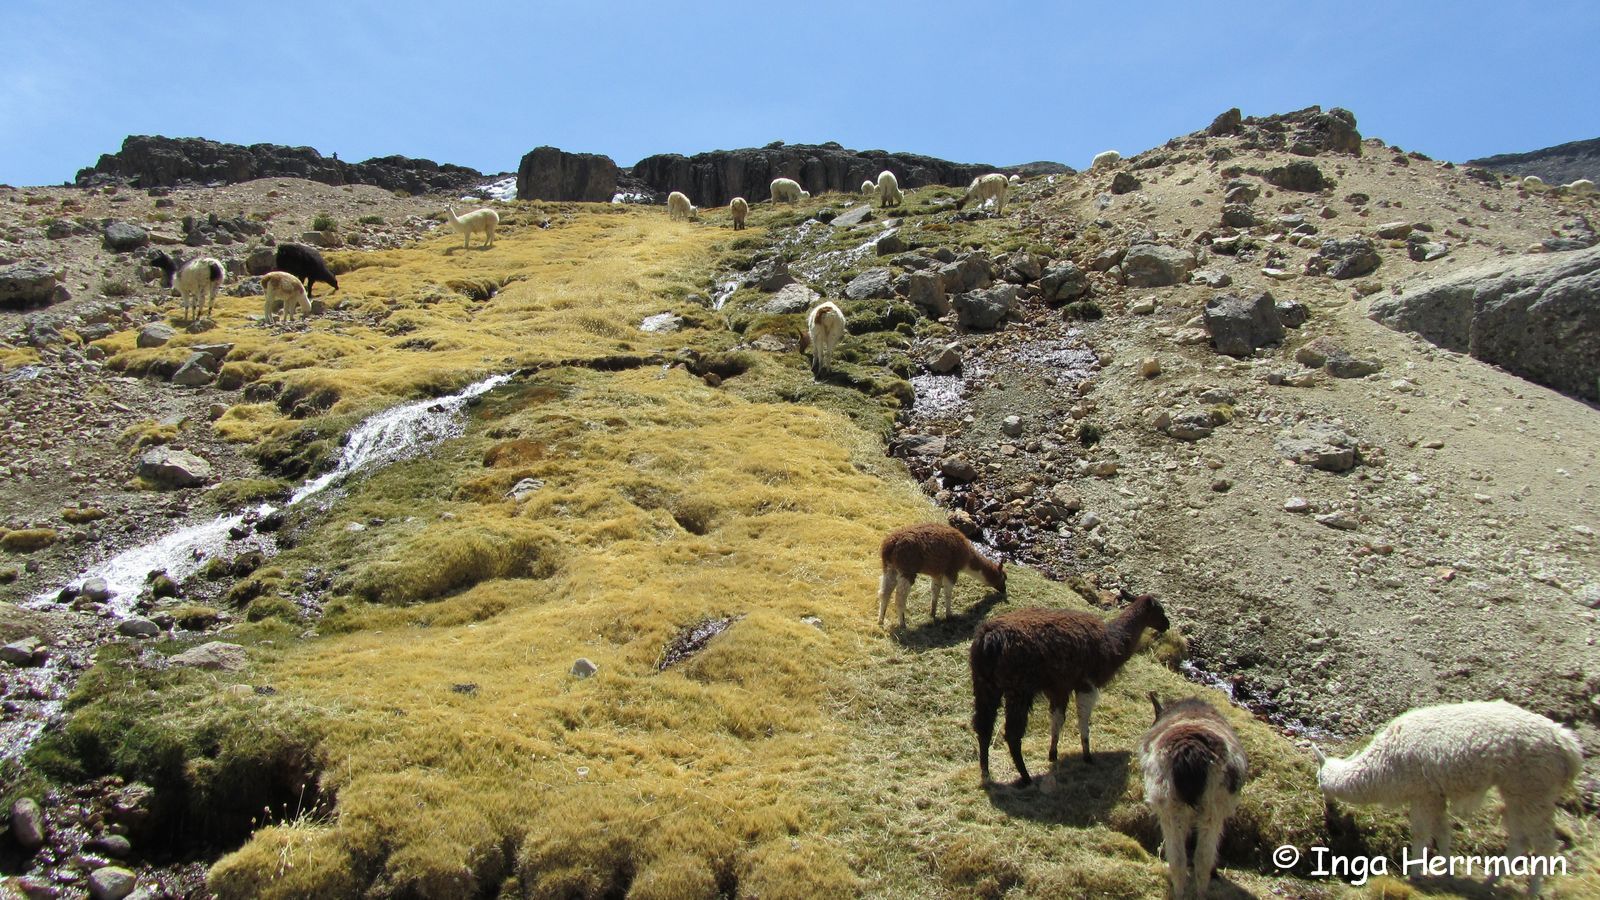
24,192,1600,898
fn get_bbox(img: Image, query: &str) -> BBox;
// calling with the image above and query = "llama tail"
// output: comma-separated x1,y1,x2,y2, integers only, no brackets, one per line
1170,738,1220,808
968,626,1006,688
207,261,224,283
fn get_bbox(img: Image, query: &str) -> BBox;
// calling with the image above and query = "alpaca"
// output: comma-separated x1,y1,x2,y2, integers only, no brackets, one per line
805,300,846,376
261,271,311,325
1141,694,1248,900
730,197,749,230
877,522,1005,629
1008,174,1022,186
861,179,876,195
876,170,903,208
770,178,810,203
667,191,698,221
149,251,224,321
273,243,339,297
446,205,499,249
956,173,1010,215
970,590,1171,786
1090,150,1121,171
1521,175,1548,192
1317,700,1582,895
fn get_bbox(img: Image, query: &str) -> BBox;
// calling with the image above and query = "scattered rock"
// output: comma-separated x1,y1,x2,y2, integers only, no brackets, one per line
1276,422,1361,472
1295,336,1341,368
507,478,545,501
136,323,175,348
1220,204,1257,228
1110,171,1142,195
169,641,248,671
571,658,598,678
927,342,962,374
1164,410,1218,441
1284,497,1312,513
830,206,874,228
171,353,217,386
1038,262,1090,302
87,835,133,859
1138,357,1162,378
101,222,149,253
1316,511,1360,531
1207,107,1243,136
1190,269,1232,289
952,284,1017,330
1324,352,1382,379
1001,415,1023,437
1264,160,1331,193
0,263,62,308
1122,244,1197,288
117,618,161,639
1407,237,1451,261
905,271,950,316
1375,221,1413,239
1203,292,1285,356
763,283,818,315
1310,236,1381,279
136,448,212,488
82,577,114,602
844,267,894,301
875,231,907,255
87,866,137,900
1274,298,1309,328
10,797,45,850
938,456,979,482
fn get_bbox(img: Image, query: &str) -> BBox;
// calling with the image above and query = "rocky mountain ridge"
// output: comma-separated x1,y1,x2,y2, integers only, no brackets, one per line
1469,136,1600,186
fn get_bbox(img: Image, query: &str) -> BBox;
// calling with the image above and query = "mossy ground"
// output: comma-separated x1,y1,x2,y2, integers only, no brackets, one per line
36,197,1600,898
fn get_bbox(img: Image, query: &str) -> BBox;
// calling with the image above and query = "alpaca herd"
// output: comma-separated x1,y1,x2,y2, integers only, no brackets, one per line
872,520,1582,896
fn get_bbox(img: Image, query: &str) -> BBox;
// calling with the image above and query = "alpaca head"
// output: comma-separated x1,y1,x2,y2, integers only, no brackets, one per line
149,250,177,285
800,190,810,201
983,559,1006,595
1120,589,1170,634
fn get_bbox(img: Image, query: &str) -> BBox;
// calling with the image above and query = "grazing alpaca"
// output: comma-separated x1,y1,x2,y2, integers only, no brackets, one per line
261,271,311,325
805,300,846,376
149,250,224,321
730,196,749,230
667,191,698,221
876,170,903,208
1090,149,1121,171
770,177,810,203
877,522,1005,629
1141,694,1248,900
1317,700,1582,895
861,179,876,195
955,173,1010,215
273,243,339,297
446,205,499,249
969,590,1170,786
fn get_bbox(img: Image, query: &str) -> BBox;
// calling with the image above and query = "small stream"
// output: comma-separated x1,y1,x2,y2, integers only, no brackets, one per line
2,374,511,764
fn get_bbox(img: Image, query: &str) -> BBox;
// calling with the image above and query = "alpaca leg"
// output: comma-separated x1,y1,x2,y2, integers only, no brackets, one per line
1193,799,1231,899
972,689,999,784
1158,807,1192,900
1046,700,1066,763
944,574,955,618
1408,795,1447,861
1076,688,1099,762
877,570,896,627
1502,798,1557,894
929,577,943,619
1003,691,1035,786
894,576,913,630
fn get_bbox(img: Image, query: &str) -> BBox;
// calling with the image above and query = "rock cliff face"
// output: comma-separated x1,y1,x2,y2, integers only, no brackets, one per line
629,142,1010,207
1469,137,1600,186
74,136,488,195
1368,244,1600,401
514,147,618,202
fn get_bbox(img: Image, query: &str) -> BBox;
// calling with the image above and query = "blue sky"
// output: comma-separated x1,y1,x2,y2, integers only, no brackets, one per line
2,1,1597,186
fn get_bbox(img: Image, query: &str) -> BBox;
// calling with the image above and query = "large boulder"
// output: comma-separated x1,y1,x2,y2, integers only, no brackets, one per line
1264,160,1332,193
1311,237,1381,279
515,146,618,202
844,267,894,301
136,448,212,488
905,271,950,315
1038,263,1090,302
169,641,248,671
1203,292,1285,356
1122,244,1197,288
102,222,149,252
1368,244,1600,401
0,263,62,309
953,284,1018,330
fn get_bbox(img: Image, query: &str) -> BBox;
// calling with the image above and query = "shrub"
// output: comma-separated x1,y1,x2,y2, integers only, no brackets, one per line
311,213,337,232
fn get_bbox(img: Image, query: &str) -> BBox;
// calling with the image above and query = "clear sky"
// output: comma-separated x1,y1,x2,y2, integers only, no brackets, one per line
2,0,1597,186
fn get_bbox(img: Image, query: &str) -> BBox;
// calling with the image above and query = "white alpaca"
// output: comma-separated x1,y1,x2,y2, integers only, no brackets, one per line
1008,174,1022,186
956,173,1010,215
667,191,698,221
1566,178,1597,196
805,301,846,375
150,252,224,321
1141,695,1248,900
1090,150,1121,171
261,271,311,325
1521,175,1548,192
730,197,749,230
1317,700,1582,895
445,205,498,249
876,170,903,208
770,178,810,203
861,179,876,194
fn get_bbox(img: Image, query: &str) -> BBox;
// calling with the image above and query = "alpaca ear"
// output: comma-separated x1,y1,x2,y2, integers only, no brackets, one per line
1311,744,1327,764
1147,690,1163,719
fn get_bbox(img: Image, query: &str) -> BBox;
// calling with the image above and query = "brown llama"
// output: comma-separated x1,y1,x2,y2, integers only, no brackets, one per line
1140,693,1248,900
968,590,1170,786
878,522,1006,629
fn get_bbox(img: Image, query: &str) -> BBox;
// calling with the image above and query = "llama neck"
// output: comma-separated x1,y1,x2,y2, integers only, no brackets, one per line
1318,753,1386,804
446,208,461,225
1103,604,1151,663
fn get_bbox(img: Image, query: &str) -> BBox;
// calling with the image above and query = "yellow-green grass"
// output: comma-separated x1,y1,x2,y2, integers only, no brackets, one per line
49,201,1598,898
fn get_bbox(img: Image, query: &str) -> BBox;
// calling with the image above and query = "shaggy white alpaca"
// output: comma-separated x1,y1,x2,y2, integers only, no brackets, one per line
956,173,1010,215
805,301,846,375
876,170,903,208
1317,700,1582,895
150,252,224,321
861,179,876,194
445,205,499,249
730,196,748,230
1141,695,1248,900
1090,149,1121,171
667,191,698,221
261,271,311,325
770,178,809,203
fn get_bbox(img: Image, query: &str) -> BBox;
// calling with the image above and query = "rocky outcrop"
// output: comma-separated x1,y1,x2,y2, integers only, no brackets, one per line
515,146,619,202
1209,105,1363,157
1468,136,1600,187
630,142,1011,208
0,263,62,309
76,136,488,195
1368,244,1600,401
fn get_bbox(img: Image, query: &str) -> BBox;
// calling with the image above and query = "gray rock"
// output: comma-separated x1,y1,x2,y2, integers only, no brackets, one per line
1006,250,1043,283
1208,107,1243,136
927,342,961,373
1122,244,1197,288
0,263,62,308
1,640,42,667
1276,422,1360,472
245,246,277,276
171,354,216,386
82,577,114,602
117,618,161,639
11,875,58,900
1312,237,1381,279
570,658,598,678
169,641,248,671
507,478,545,501
11,797,45,850
1275,298,1309,328
1038,262,1090,302
1203,292,1285,356
1375,221,1413,239
136,323,175,348
1221,204,1258,228
87,835,133,858
763,283,818,314
938,254,993,294
952,283,1018,330
1190,269,1232,289
137,448,212,488
875,231,907,255
1325,353,1382,379
830,206,875,228
88,866,137,900
898,434,947,457
1316,512,1360,531
1001,415,1023,437
1223,179,1260,204
1090,247,1125,272
1294,336,1341,368
102,222,149,252
844,267,894,301
1165,411,1216,441
938,456,978,482
1264,160,1331,193
905,271,949,316
1369,244,1600,401
1110,171,1141,195
1408,237,1451,261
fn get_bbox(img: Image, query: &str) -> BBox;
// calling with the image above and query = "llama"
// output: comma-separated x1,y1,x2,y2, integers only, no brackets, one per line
876,170,903,208
445,205,499,249
1141,694,1248,900
877,522,1005,629
1008,174,1022,186
1566,178,1597,196
969,590,1170,786
667,191,698,221
1316,700,1582,895
955,173,1010,215
273,243,339,297
730,197,749,230
1521,175,1548,192
861,179,876,194
149,251,224,321
1090,150,1121,171
261,271,311,325
805,301,846,376
770,178,810,203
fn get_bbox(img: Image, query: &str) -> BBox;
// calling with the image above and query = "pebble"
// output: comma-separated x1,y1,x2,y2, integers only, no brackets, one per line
1316,511,1359,530
1001,415,1023,437
88,866,137,900
570,658,598,678
116,618,161,639
1138,357,1162,378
